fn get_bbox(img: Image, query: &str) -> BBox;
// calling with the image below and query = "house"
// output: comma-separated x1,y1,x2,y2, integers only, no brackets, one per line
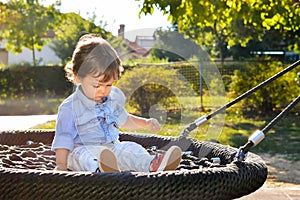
0,24,156,66
117,24,155,59
0,29,61,66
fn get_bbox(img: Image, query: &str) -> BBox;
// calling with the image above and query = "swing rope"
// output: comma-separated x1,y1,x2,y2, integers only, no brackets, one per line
236,95,300,161
262,95,300,133
181,60,300,137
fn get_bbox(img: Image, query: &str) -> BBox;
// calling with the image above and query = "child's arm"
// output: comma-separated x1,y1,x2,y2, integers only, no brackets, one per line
55,148,70,171
121,114,161,133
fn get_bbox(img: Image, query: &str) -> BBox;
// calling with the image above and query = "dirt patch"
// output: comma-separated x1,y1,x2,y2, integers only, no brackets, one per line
259,153,300,188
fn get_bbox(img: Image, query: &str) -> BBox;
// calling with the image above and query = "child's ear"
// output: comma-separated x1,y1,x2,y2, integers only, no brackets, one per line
74,75,81,83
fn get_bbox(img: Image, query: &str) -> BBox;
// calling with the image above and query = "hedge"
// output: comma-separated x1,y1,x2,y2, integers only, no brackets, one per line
0,62,252,100
0,66,73,99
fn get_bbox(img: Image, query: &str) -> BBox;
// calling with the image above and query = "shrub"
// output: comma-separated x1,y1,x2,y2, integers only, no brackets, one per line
230,61,300,114
0,66,73,100
116,65,195,117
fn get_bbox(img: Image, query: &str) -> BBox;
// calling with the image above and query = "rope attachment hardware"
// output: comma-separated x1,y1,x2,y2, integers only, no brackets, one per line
236,95,300,161
249,130,265,146
236,130,265,161
181,115,208,137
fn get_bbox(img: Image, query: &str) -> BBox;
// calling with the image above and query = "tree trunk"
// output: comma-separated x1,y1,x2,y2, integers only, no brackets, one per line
31,38,36,67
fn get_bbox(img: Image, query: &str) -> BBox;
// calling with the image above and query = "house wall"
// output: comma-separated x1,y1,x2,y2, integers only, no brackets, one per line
0,40,7,65
135,36,155,51
8,43,61,65
0,49,8,65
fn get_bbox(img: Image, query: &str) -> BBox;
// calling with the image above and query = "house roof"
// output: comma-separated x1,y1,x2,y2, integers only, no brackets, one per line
125,39,149,56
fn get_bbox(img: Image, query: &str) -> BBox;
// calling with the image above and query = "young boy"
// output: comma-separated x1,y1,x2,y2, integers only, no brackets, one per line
51,34,182,173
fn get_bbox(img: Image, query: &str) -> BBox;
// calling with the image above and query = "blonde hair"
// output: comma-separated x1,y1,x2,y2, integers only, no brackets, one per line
65,34,122,83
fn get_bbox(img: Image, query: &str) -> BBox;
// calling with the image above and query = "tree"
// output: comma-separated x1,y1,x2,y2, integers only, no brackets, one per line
137,0,257,62
247,0,300,53
137,0,300,62
151,28,201,61
50,12,112,65
230,29,287,60
0,0,60,66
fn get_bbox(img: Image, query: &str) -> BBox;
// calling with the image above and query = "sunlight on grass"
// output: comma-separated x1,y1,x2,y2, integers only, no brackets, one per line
31,120,56,129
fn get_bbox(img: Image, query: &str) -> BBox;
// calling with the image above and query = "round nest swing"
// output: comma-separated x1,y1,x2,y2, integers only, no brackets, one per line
0,130,267,200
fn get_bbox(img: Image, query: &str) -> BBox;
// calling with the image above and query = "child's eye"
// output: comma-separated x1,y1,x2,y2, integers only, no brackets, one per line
93,85,99,88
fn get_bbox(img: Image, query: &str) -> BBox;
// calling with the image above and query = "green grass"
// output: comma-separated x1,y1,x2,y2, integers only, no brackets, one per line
34,120,56,129
249,115,300,161
0,97,64,115
32,96,300,161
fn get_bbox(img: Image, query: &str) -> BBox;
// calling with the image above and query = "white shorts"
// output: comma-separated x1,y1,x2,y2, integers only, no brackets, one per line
67,140,155,172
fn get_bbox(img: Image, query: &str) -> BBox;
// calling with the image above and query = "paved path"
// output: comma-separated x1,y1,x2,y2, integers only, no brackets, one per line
0,115,299,199
237,185,300,200
0,115,57,131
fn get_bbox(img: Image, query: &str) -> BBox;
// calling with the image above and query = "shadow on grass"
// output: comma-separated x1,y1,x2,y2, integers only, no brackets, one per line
228,114,300,161
210,110,300,161
228,133,249,147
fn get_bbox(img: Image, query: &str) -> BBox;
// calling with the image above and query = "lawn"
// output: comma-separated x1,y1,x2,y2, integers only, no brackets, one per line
0,97,64,115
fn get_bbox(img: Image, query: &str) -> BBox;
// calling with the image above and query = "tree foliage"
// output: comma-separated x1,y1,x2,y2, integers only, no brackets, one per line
0,0,60,66
50,12,112,64
151,28,201,61
137,0,300,61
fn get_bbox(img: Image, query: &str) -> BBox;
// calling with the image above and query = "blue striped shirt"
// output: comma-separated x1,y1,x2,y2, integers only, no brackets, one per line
51,86,129,151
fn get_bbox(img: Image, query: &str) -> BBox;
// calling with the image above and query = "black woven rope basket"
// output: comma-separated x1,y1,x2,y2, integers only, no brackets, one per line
0,130,267,200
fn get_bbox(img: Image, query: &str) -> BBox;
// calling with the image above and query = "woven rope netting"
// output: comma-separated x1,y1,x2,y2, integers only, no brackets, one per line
0,130,267,200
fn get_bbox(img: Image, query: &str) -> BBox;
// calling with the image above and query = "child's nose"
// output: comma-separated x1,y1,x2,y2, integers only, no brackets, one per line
97,86,106,93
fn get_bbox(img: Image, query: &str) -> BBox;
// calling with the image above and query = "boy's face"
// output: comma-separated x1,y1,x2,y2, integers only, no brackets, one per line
79,74,114,102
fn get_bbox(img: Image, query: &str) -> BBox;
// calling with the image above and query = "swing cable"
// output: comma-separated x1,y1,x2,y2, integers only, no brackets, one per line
235,95,300,161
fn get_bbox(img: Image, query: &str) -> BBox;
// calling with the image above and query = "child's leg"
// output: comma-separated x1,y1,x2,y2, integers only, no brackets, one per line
68,145,120,172
67,145,99,172
112,141,155,172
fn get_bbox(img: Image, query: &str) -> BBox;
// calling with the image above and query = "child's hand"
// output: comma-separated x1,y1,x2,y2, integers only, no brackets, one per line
146,118,161,133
